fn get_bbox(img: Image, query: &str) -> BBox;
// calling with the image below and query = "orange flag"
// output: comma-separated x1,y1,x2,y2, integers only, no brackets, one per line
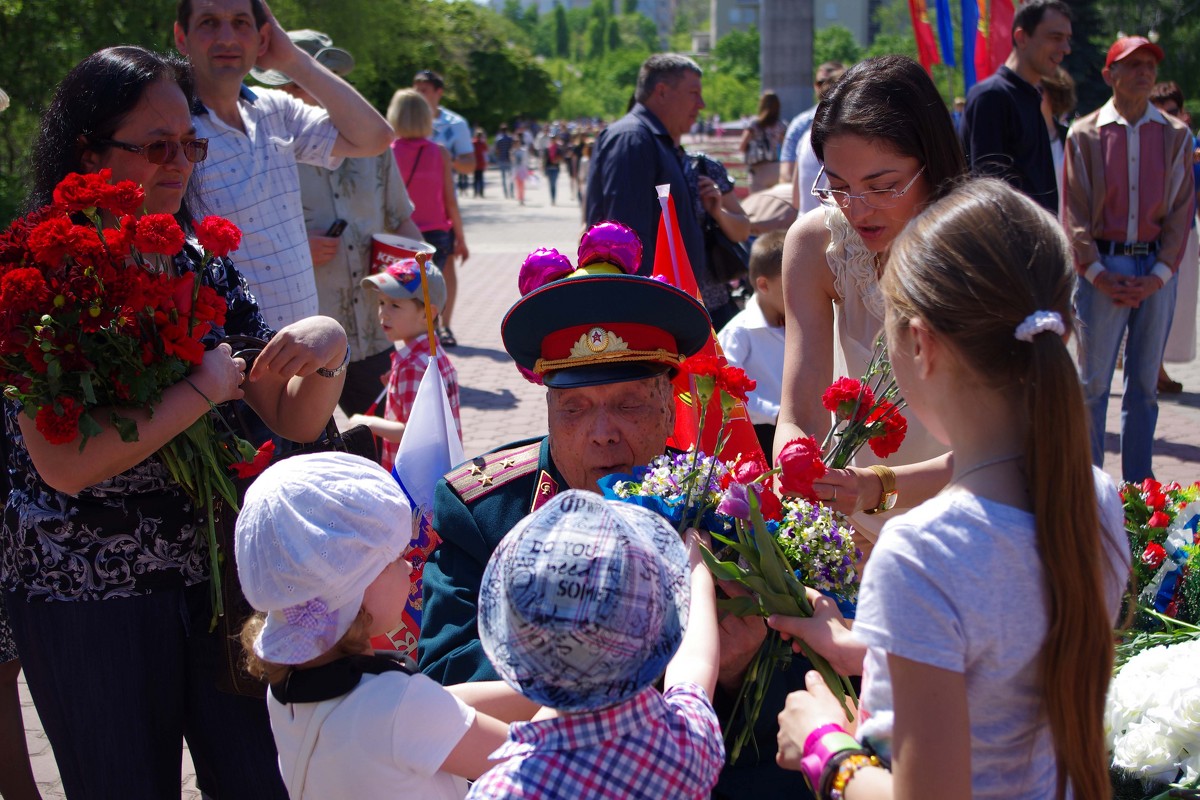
652,185,766,464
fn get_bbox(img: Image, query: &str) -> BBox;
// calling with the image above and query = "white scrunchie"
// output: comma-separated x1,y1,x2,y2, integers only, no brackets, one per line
1014,310,1066,342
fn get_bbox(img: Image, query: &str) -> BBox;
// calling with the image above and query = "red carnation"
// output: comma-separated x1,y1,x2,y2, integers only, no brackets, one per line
230,440,276,479
777,436,826,501
101,180,146,215
867,401,907,459
1141,542,1167,569
0,268,52,315
131,214,185,256
717,365,756,403
731,452,769,485
756,485,784,521
680,353,723,379
822,377,875,421
52,170,111,212
35,397,84,445
1148,511,1171,529
26,217,76,264
195,216,242,258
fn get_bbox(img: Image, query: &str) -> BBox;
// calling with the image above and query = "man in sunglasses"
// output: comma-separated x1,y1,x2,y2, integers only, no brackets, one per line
173,0,394,330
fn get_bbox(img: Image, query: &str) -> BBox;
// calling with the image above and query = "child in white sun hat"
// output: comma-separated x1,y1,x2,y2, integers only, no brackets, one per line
236,452,531,799
467,490,724,799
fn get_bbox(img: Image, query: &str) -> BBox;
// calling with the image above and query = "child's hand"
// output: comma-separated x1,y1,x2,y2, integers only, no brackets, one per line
776,670,859,772
347,414,377,432
683,527,710,566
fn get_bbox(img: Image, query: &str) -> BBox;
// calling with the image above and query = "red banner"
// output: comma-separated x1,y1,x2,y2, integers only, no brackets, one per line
909,0,941,73
975,0,1015,82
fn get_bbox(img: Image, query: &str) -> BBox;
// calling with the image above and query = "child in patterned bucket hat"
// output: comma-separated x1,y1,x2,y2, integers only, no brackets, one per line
469,490,724,799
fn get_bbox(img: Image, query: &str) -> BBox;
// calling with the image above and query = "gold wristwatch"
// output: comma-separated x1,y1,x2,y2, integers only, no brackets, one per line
864,464,897,515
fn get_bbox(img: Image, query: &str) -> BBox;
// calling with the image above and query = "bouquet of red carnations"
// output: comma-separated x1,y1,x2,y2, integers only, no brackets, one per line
0,170,269,620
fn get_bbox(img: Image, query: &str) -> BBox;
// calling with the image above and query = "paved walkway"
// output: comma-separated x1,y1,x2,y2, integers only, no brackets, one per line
17,167,1200,796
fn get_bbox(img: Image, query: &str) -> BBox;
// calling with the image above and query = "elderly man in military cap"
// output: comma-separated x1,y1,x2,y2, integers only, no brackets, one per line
419,271,816,800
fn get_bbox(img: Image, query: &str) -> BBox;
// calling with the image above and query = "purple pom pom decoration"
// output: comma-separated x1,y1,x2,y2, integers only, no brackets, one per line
518,247,574,296
578,221,642,273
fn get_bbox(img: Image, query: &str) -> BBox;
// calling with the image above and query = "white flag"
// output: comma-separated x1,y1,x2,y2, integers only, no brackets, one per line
391,361,464,516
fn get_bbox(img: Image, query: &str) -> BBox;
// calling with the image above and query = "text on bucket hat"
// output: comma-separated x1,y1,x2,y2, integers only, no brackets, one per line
477,490,690,712
501,273,711,389
250,29,355,86
235,453,415,665
1105,36,1164,69
361,258,447,310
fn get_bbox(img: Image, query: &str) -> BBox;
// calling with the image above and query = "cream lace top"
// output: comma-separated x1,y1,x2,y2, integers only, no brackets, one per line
823,205,949,537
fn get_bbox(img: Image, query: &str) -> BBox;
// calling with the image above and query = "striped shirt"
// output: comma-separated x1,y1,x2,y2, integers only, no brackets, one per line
193,86,342,328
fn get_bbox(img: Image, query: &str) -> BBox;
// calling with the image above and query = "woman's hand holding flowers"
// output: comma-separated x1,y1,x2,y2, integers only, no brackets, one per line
191,343,247,405
768,587,865,677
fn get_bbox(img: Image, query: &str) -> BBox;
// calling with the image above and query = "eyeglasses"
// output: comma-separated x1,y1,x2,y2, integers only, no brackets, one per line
810,165,927,210
93,138,209,164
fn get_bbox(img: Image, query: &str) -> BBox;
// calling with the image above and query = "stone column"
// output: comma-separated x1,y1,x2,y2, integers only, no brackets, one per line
761,0,813,120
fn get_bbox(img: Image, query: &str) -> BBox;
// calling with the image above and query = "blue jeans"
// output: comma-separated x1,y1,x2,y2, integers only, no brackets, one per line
5,583,286,799
545,165,560,204
1075,253,1177,481
498,162,512,198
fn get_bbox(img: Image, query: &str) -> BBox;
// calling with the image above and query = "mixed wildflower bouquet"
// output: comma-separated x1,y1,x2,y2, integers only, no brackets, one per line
599,353,860,761
1107,636,1200,798
0,170,271,621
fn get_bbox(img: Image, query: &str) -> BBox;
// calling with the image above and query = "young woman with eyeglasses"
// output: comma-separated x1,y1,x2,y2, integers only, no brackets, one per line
772,56,967,550
8,46,347,798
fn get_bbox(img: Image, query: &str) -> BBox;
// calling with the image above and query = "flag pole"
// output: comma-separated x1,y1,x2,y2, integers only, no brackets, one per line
416,251,437,359
655,184,683,289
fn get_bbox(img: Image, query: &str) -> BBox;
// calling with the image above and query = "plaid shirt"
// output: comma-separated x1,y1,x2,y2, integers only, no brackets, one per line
466,684,724,800
381,333,461,471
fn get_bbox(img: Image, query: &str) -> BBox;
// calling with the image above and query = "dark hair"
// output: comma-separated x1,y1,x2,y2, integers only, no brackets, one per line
756,91,781,128
811,56,966,203
634,54,702,105
749,229,786,282
1042,67,1077,120
1151,81,1185,111
814,61,846,98
176,0,266,32
413,69,445,90
25,46,203,225
1012,0,1072,44
884,179,1118,800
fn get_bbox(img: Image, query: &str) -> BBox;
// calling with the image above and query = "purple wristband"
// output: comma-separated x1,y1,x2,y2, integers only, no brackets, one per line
800,728,860,792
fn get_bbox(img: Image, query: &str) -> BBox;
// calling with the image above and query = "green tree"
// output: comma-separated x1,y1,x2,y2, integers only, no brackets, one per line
712,26,760,83
607,18,622,52
501,0,522,26
588,17,607,60
554,3,570,58
814,25,863,68
623,0,639,14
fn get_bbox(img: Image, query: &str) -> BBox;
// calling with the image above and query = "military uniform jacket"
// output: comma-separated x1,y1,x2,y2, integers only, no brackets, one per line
418,436,564,685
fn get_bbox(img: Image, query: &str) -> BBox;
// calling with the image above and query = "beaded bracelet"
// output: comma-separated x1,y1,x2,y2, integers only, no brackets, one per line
821,750,882,800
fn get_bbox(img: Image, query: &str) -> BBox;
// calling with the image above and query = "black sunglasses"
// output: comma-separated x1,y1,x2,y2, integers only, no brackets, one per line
94,138,209,165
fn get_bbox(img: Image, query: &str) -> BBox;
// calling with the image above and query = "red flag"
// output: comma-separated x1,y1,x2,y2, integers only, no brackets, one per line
909,0,941,74
652,189,765,464
975,0,1014,82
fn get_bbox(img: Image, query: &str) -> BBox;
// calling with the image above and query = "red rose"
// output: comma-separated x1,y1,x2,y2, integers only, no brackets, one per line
195,216,243,258
1148,511,1171,529
1141,478,1163,496
867,401,907,459
1146,491,1168,511
756,485,784,521
822,377,875,421
230,440,276,479
778,436,827,501
717,365,756,402
52,170,111,212
1141,541,1167,569
131,214,185,256
731,452,769,484
101,180,146,215
35,397,84,445
0,267,52,315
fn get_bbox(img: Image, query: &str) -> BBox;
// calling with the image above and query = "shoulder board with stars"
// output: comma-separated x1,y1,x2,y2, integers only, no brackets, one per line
447,440,542,504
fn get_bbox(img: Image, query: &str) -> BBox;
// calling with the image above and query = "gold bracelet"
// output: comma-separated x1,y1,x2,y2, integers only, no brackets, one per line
827,752,881,799
864,464,897,515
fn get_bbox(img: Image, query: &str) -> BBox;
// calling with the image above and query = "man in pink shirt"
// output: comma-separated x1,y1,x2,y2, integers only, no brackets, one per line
1064,36,1195,481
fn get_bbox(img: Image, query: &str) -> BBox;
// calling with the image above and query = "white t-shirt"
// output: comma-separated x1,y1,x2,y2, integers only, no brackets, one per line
853,467,1129,798
193,86,342,328
268,669,474,799
717,295,785,425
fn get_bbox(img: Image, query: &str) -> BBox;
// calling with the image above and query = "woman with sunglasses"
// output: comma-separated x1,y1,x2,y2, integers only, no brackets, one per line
772,56,966,552
7,46,347,798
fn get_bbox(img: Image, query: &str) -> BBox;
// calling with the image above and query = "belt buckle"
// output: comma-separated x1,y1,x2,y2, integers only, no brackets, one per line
1129,243,1150,256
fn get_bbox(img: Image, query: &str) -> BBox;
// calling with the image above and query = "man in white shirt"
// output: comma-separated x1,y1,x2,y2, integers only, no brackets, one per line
173,0,394,329
412,69,473,176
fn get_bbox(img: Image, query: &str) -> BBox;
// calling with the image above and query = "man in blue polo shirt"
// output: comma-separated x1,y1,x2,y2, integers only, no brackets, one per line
960,0,1073,213
585,54,705,278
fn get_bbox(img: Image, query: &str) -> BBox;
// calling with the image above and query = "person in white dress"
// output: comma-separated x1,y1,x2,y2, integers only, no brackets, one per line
775,56,968,544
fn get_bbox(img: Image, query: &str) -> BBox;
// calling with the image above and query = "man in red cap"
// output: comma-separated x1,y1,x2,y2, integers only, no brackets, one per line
1064,35,1195,481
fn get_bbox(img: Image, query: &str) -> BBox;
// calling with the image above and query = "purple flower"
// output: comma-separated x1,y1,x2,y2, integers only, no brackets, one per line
717,482,751,520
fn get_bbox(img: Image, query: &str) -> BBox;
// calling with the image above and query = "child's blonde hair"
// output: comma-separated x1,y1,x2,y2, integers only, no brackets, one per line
240,608,376,684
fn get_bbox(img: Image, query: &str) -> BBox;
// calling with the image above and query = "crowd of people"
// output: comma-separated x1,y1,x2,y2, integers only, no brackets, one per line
0,0,1196,798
